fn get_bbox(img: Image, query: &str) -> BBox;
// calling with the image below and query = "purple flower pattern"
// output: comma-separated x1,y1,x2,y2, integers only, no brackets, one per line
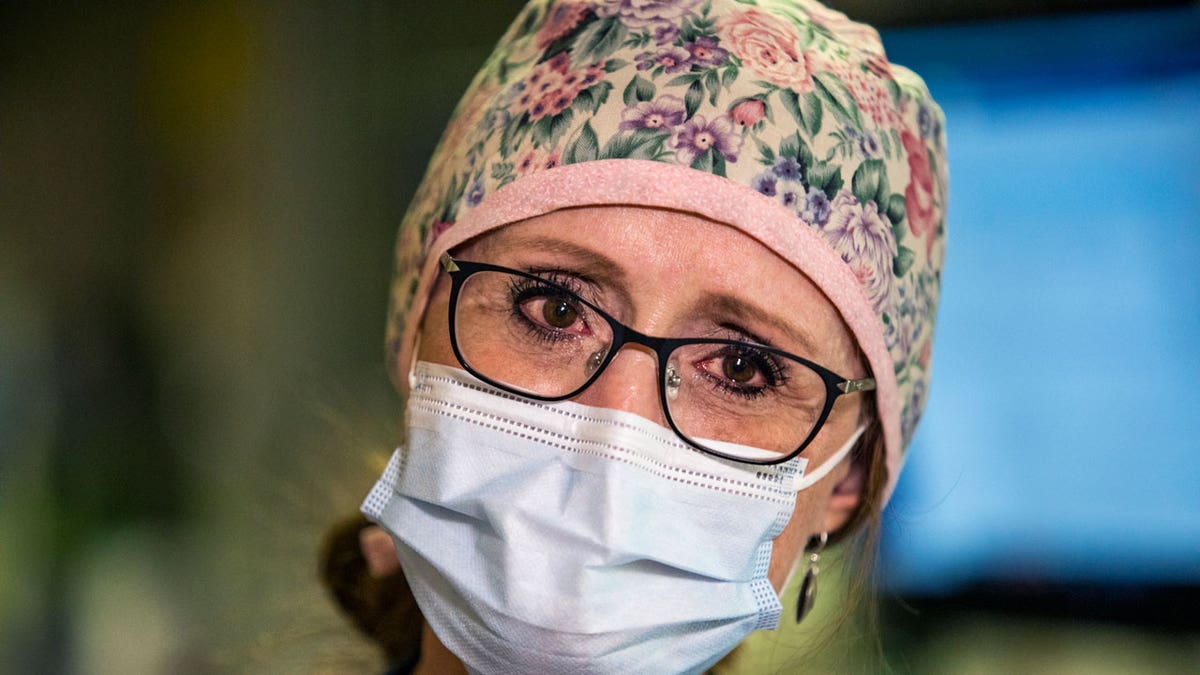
780,187,800,208
858,130,881,157
652,46,692,73
772,156,803,182
671,115,742,165
653,24,679,45
683,36,729,68
619,95,686,131
465,180,485,206
595,0,704,29
821,190,898,316
800,187,831,225
752,171,777,197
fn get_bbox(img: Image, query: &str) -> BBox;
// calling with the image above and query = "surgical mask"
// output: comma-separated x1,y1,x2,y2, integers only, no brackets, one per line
362,361,864,675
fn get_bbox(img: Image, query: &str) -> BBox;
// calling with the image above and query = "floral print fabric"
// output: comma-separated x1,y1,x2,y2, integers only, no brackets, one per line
387,0,948,478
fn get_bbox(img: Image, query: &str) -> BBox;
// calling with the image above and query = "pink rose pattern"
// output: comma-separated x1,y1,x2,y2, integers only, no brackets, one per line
390,0,948,450
513,52,607,123
728,97,766,128
717,8,813,92
901,129,937,255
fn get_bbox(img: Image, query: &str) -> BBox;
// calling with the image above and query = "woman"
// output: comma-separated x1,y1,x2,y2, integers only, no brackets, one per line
326,1,947,672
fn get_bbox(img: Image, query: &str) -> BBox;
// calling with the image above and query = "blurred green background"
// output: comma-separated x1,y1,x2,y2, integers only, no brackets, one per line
2,2,529,671
2,1,1196,673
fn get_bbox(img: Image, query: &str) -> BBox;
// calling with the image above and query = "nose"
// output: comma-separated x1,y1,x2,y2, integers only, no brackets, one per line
572,346,669,427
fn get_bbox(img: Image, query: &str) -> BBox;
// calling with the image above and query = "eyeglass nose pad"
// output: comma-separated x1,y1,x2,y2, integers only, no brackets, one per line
585,346,608,377
665,363,682,401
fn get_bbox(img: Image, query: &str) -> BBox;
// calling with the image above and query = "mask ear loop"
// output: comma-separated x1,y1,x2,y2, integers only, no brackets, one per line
789,424,866,492
407,334,422,391
777,425,864,593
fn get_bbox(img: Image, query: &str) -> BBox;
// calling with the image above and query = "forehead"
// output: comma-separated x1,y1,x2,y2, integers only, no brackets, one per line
457,205,862,371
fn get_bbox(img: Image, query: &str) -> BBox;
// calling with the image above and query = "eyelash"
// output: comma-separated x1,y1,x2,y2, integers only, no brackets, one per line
698,346,790,400
507,274,590,343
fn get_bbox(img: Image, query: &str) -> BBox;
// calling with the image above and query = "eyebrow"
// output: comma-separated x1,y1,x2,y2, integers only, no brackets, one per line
502,235,626,278
495,234,634,307
699,293,821,359
488,233,822,357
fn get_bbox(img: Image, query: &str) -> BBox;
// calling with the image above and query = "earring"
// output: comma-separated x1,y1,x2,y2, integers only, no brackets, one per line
795,531,828,623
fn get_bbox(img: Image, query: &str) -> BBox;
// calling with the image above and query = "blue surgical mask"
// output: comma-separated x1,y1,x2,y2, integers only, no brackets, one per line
362,361,863,674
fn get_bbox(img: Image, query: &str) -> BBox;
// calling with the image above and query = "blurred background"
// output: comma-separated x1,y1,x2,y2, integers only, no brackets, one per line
2,1,1197,673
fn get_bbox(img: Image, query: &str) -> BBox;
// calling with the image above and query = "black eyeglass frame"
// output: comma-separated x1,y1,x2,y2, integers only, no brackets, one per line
439,253,875,465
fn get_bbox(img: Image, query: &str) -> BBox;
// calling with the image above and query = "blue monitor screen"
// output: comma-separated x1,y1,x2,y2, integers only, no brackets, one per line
878,7,1200,595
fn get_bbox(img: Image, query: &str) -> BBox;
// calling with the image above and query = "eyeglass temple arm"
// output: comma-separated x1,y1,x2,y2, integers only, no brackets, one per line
837,378,876,394
440,252,460,272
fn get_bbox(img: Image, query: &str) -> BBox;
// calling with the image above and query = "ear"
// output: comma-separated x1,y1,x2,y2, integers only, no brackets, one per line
822,453,866,534
360,525,403,578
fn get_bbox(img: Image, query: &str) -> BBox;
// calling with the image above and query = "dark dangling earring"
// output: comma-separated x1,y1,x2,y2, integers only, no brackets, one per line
796,531,828,623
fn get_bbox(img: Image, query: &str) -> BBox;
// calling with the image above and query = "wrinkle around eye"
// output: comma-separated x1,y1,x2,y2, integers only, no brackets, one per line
688,293,825,362
490,242,635,318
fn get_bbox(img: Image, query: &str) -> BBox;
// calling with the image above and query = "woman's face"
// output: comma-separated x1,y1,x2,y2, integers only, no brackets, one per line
417,205,869,591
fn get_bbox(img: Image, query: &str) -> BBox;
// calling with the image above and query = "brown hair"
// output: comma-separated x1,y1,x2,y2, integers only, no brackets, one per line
319,515,422,666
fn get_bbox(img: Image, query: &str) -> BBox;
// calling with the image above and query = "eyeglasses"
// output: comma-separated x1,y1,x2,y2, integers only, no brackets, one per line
439,253,875,465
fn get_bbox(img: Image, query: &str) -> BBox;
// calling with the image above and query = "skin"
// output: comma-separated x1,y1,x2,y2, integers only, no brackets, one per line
407,205,869,674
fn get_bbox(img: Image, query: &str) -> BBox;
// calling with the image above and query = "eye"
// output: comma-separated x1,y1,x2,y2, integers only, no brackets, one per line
519,293,588,334
542,298,579,329
721,354,759,384
510,279,593,339
691,344,787,398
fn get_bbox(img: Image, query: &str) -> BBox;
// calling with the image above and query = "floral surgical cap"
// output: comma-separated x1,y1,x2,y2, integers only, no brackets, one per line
386,0,948,502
